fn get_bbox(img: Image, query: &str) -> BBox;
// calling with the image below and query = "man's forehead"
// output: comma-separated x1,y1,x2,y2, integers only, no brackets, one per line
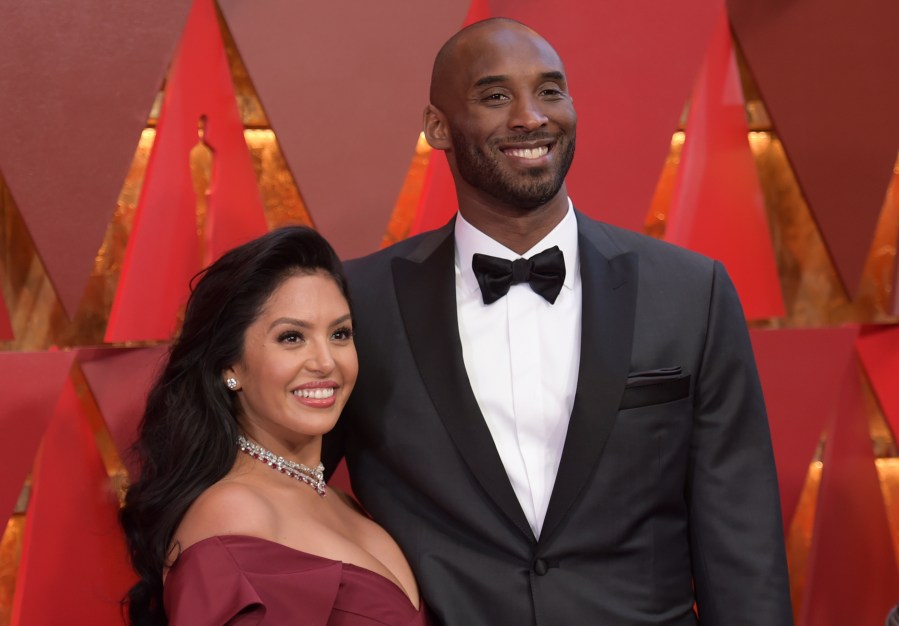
430,20,566,106
453,29,565,85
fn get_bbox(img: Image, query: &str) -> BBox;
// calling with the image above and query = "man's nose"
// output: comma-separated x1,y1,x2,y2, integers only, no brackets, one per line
508,96,548,131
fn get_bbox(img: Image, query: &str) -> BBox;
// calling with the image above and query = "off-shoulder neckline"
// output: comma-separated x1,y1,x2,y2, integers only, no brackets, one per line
173,534,421,612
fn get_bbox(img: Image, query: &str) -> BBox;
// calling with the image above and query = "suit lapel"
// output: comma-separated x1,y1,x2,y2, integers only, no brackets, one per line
540,217,638,544
391,225,534,541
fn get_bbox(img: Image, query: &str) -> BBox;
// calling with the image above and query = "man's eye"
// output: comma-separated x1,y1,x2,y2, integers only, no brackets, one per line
483,93,509,102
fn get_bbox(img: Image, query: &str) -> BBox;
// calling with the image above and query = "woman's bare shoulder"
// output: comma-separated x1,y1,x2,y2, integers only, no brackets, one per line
171,478,278,554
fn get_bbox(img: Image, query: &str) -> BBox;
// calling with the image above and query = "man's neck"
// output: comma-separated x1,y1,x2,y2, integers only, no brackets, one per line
457,188,570,255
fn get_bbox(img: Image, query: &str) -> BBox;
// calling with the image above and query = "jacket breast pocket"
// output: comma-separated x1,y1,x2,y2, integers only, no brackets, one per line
620,366,690,410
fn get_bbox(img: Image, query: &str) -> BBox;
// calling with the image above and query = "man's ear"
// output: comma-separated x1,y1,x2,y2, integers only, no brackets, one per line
423,104,451,150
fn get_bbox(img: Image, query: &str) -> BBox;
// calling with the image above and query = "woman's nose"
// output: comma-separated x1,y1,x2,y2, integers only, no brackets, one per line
304,341,335,374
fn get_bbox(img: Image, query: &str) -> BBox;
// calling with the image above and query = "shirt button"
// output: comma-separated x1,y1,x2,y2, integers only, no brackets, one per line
533,559,549,575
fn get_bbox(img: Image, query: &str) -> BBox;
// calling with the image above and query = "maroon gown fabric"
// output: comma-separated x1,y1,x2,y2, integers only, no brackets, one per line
164,535,428,625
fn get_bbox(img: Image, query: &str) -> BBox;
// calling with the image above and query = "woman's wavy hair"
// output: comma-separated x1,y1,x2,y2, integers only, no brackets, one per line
119,226,350,625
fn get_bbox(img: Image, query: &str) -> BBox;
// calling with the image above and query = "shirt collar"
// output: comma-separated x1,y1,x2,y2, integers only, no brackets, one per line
455,198,579,297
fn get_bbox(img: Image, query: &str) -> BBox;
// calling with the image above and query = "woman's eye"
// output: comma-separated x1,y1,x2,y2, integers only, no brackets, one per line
332,327,354,341
278,331,303,344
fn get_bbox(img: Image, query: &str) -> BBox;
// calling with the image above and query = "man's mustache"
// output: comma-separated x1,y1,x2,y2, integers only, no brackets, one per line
488,131,563,146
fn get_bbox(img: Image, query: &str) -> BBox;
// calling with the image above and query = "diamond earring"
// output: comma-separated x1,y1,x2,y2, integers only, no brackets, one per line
225,378,239,391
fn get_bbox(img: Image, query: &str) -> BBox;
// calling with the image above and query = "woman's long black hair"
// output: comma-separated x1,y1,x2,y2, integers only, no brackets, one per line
119,226,350,625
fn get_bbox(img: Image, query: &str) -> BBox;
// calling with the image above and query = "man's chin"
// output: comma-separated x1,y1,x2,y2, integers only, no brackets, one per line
497,185,565,210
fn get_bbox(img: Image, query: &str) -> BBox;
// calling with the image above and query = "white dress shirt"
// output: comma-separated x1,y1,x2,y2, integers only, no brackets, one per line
454,200,582,537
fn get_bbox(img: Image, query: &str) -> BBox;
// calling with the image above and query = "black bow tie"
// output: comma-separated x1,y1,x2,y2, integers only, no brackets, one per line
472,246,566,305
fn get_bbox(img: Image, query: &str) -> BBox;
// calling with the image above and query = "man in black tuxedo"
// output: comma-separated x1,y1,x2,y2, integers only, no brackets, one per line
326,17,792,625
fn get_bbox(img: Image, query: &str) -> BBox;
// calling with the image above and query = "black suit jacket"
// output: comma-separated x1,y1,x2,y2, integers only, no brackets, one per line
326,212,792,625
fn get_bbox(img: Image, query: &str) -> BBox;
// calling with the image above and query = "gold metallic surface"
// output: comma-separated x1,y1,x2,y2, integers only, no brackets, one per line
878,458,899,568
644,131,684,240
86,129,157,347
0,188,68,350
146,8,269,128
243,130,313,229
786,460,823,623
865,372,898,459
191,117,214,266
0,517,25,626
0,128,154,351
645,132,899,327
71,363,127,485
218,10,269,128
754,139,899,327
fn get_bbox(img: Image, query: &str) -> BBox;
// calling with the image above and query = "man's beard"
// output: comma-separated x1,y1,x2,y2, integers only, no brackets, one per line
451,129,575,210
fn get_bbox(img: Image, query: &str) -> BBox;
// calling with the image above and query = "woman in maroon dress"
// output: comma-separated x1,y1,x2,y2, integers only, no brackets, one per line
120,227,426,626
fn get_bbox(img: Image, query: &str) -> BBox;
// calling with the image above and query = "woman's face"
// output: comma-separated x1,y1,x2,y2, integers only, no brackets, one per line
225,271,357,462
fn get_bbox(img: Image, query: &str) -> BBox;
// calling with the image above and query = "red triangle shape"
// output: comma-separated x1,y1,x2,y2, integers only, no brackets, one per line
665,7,783,320
799,353,899,625
78,346,170,478
106,0,268,343
750,327,858,530
0,351,75,520
410,153,458,236
856,324,899,442
462,0,492,24
10,379,134,625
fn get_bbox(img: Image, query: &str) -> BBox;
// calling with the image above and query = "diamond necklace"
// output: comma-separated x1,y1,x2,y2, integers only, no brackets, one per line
237,434,326,497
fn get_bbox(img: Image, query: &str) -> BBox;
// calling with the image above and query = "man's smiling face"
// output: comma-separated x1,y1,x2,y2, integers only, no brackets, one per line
435,22,577,212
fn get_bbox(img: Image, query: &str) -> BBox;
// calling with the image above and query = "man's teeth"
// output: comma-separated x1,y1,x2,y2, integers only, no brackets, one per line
506,146,549,159
294,388,335,399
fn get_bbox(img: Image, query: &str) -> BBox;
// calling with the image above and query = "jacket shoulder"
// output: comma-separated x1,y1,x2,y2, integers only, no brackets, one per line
577,213,717,276
344,226,451,277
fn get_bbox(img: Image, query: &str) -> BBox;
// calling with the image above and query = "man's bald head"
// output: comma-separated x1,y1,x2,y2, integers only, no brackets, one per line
429,18,564,109
421,17,576,240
